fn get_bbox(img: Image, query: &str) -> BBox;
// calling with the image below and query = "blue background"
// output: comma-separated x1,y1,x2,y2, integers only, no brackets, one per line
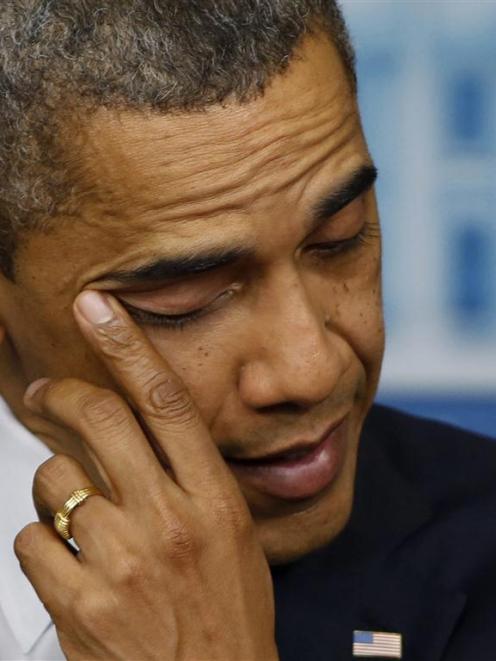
341,1,496,438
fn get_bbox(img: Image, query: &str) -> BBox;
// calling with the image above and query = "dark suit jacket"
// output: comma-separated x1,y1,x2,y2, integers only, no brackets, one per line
271,404,496,661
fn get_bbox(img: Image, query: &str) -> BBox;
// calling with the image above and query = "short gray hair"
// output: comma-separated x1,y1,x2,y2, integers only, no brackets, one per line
0,0,356,280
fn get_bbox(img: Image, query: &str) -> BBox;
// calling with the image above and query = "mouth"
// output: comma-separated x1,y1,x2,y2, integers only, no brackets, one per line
224,416,347,464
225,415,349,501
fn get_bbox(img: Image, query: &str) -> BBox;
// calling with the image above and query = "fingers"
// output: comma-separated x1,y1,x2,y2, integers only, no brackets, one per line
24,377,173,504
32,452,92,527
70,290,232,495
32,453,113,555
14,522,83,617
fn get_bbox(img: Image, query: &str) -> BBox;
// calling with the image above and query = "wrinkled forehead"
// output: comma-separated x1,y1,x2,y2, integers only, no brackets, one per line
17,34,367,296
75,34,361,216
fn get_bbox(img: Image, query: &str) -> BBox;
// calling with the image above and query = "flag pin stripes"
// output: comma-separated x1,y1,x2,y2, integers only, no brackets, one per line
353,630,402,658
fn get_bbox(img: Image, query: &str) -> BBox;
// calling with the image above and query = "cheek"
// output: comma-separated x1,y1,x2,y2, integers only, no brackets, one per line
344,269,385,371
5,295,113,385
324,253,384,372
354,292,385,369
18,319,107,384
144,328,238,427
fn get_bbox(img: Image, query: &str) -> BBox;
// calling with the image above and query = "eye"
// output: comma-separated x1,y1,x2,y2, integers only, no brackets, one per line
119,288,237,330
309,220,379,258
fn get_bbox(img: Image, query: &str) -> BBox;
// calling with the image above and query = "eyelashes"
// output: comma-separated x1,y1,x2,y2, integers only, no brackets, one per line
123,220,380,331
309,219,380,258
122,300,210,330
121,289,236,330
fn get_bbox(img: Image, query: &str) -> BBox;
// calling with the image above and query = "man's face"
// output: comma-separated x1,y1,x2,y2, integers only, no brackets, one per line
0,34,384,564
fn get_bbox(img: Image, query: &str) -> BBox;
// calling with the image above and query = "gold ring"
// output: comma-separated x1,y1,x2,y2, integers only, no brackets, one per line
54,486,101,541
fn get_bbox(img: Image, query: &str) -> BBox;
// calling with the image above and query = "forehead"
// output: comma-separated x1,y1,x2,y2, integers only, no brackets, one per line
20,34,367,292
81,35,359,210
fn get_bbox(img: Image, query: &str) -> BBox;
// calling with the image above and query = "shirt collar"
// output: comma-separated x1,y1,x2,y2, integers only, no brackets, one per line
0,396,54,653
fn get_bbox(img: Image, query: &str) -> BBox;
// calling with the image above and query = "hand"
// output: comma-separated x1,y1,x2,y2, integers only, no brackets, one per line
14,290,278,661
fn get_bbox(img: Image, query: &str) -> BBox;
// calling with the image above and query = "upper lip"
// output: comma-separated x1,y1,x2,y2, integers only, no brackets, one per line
224,415,347,464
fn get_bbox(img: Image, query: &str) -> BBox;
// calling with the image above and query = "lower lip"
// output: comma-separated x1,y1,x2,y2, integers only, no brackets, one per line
227,418,347,501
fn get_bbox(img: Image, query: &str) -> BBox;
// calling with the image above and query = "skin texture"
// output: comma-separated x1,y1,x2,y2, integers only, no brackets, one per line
2,31,384,582
15,294,279,659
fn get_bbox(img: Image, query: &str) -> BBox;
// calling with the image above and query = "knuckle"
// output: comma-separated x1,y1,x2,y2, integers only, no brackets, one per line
163,519,200,562
78,389,128,430
95,321,142,359
146,375,198,426
111,551,146,588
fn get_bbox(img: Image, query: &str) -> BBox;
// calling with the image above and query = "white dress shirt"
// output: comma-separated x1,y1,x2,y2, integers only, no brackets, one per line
0,396,63,660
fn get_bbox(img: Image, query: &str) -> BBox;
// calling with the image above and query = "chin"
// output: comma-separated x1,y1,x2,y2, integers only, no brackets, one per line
252,412,362,566
257,482,355,566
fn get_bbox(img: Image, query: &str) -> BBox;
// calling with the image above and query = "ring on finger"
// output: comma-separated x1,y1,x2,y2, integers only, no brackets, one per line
54,486,101,541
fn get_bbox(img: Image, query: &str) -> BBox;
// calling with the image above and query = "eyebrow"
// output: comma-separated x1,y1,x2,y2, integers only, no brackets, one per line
99,163,378,287
310,163,378,231
100,247,253,287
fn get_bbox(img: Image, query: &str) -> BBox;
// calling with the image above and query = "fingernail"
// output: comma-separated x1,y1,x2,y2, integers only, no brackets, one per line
24,378,50,404
76,291,115,325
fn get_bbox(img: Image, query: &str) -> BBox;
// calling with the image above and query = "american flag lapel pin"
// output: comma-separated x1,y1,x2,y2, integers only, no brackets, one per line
353,630,402,658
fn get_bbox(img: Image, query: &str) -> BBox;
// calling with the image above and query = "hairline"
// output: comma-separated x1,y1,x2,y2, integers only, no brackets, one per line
0,5,358,282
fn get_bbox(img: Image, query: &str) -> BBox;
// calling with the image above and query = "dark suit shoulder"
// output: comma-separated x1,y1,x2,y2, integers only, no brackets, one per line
364,403,496,511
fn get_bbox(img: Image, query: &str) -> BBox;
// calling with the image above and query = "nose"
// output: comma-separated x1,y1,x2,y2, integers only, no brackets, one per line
238,276,349,411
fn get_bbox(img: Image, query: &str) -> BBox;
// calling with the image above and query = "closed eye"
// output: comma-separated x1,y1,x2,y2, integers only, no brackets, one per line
119,222,380,330
308,220,380,257
119,288,238,330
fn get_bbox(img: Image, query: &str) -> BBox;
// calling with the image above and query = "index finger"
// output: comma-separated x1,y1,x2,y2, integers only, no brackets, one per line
72,290,234,496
